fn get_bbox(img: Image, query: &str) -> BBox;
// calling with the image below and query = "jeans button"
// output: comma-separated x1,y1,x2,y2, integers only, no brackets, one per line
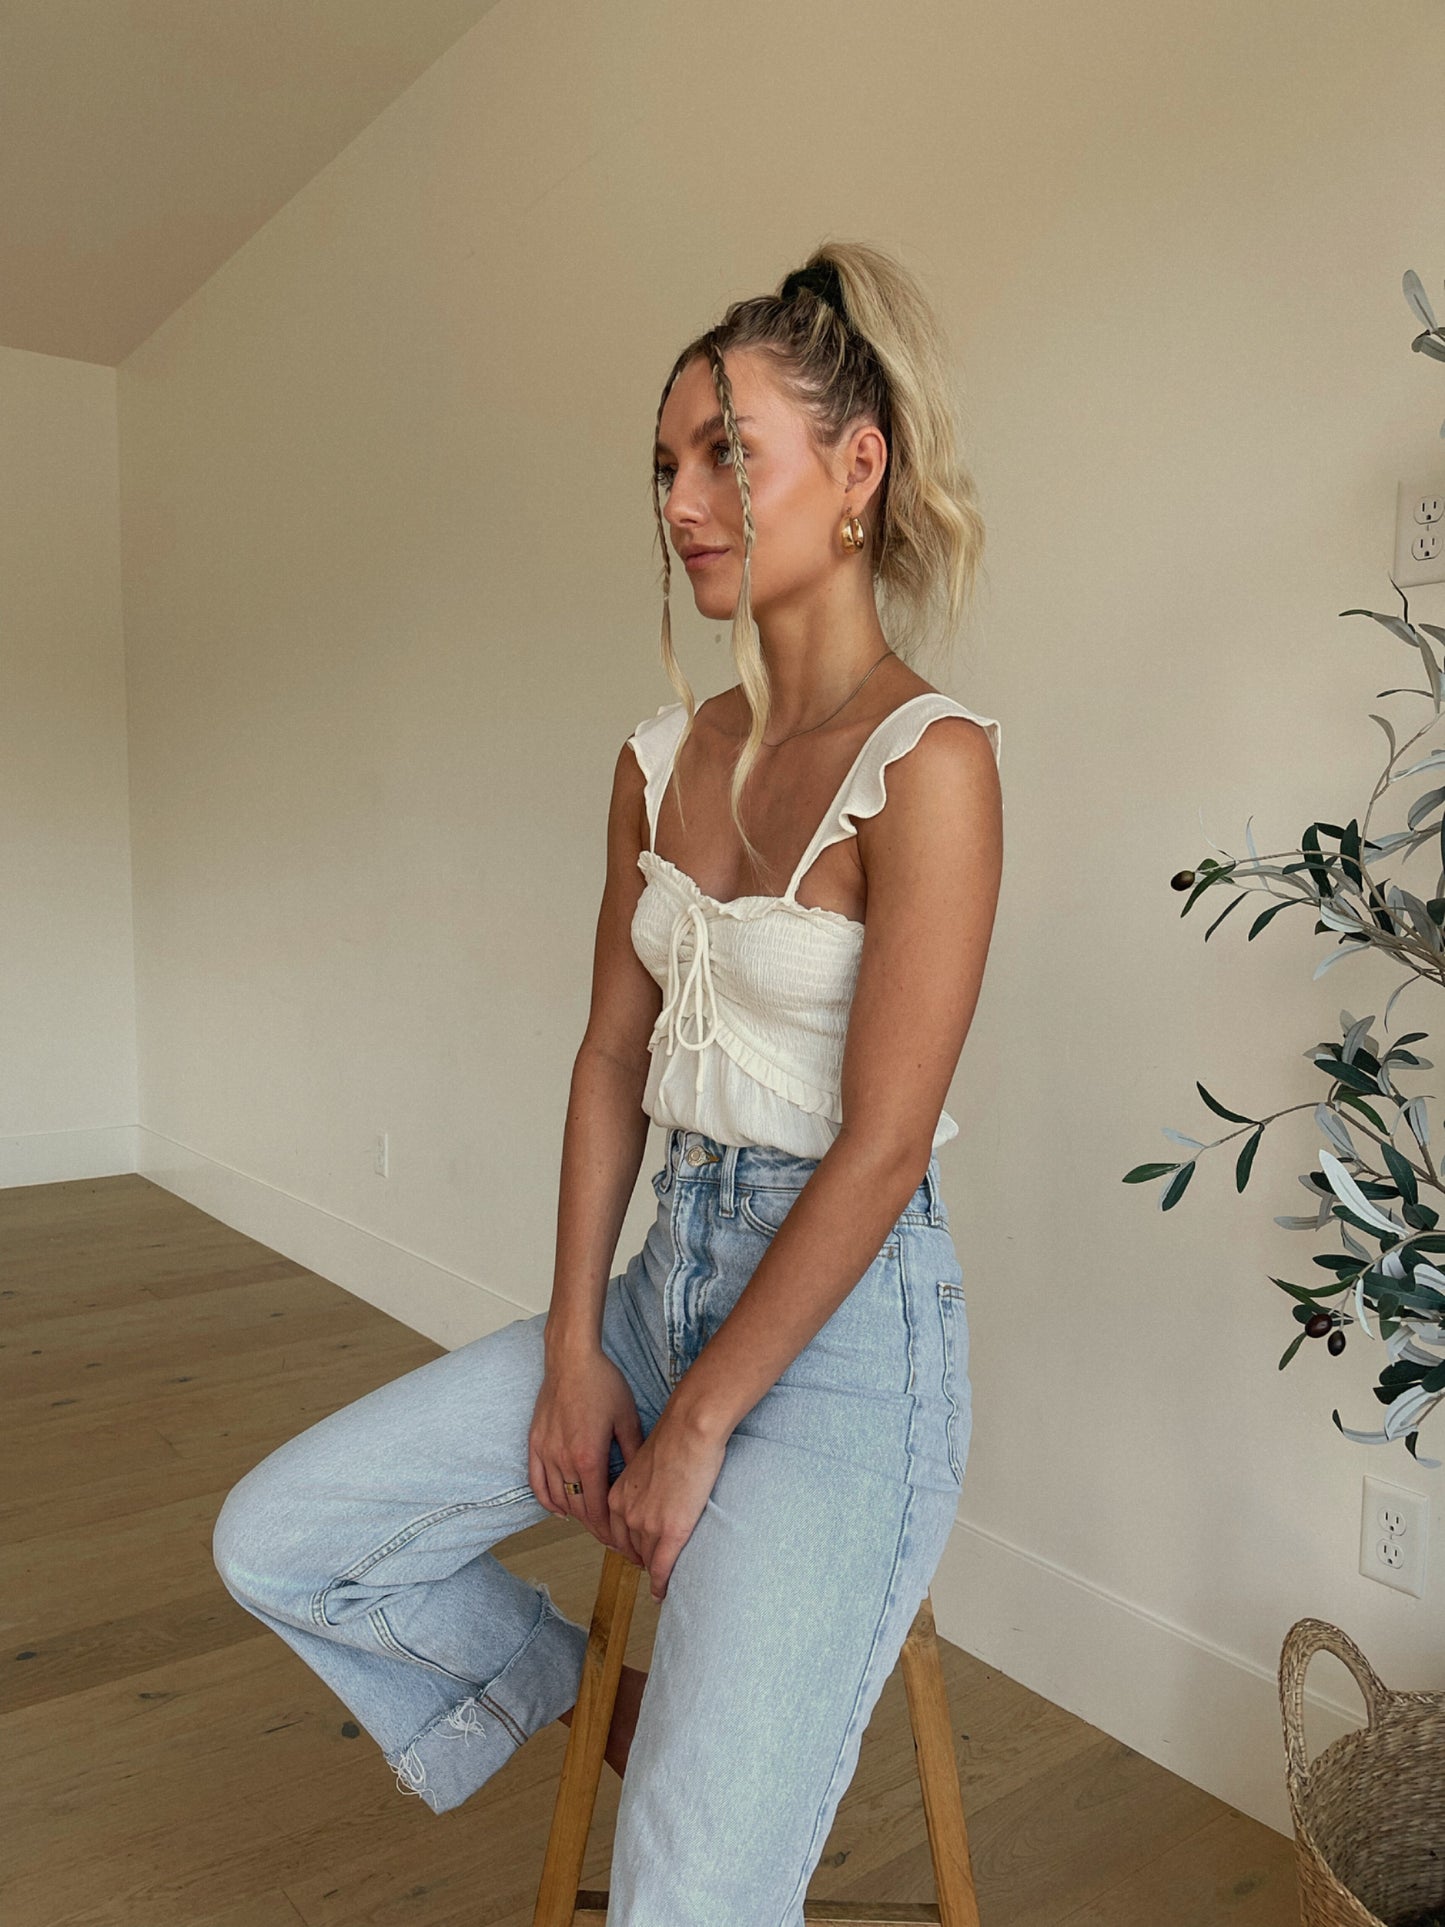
685,1144,708,1165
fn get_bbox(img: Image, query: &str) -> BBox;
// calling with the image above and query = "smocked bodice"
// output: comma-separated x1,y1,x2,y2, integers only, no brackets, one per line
626,692,1002,1159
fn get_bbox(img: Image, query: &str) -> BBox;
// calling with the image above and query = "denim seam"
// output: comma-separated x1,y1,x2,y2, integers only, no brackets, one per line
311,1492,534,1628
737,1189,905,1257
736,1190,797,1238
617,1260,670,1427
896,1231,922,1476
784,1482,916,1924
367,1604,480,1687
389,1583,569,1787
658,1179,686,1383
475,1584,570,1747
938,1284,967,1484
478,1691,528,1749
735,1188,929,1219
391,1682,530,1768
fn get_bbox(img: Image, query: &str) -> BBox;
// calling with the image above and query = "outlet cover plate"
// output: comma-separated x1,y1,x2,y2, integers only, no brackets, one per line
1359,1474,1429,1598
1394,476,1445,590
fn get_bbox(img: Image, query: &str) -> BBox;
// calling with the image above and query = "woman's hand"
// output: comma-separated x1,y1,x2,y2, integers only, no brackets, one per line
529,1346,645,1556
606,1412,727,1604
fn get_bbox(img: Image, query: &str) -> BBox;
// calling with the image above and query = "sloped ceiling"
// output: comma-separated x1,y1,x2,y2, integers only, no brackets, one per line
0,0,505,366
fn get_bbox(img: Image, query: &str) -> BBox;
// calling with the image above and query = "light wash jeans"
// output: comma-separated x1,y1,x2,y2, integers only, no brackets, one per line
212,1125,972,1926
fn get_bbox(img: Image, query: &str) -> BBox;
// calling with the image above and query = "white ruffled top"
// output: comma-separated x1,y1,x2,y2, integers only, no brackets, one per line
626,692,1003,1159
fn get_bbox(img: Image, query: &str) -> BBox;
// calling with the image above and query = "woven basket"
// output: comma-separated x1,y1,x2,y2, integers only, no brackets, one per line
1279,1617,1445,1927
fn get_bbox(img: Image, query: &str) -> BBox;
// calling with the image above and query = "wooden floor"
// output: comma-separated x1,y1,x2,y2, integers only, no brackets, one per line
1,1174,1302,1927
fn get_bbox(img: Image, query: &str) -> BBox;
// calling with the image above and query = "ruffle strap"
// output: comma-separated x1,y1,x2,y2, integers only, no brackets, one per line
785,694,1003,899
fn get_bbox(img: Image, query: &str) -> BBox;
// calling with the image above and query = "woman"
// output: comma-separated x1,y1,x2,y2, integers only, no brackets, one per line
213,239,1004,1924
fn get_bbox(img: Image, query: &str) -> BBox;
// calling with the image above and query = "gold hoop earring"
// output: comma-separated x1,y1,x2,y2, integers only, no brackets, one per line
840,515,866,552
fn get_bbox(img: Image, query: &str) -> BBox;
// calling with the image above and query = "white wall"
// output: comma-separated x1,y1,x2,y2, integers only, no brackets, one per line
7,0,1444,1837
0,346,137,1180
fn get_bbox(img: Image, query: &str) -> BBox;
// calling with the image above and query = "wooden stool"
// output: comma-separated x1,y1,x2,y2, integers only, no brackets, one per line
532,1544,981,1926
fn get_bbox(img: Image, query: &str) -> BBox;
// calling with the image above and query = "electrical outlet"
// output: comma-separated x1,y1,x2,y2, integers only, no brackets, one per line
1393,477,1445,589
374,1131,389,1178
1359,1474,1429,1598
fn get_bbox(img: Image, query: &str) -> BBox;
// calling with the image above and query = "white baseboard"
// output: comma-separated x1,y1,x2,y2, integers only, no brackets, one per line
130,1126,529,1351
931,1511,1364,1837
1,1123,139,1187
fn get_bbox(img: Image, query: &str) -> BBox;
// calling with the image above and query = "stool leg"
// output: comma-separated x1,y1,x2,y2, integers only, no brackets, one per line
898,1591,981,1927
532,1546,641,1927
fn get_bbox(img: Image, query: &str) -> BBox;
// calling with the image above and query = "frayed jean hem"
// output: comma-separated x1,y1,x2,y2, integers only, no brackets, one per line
387,1580,589,1815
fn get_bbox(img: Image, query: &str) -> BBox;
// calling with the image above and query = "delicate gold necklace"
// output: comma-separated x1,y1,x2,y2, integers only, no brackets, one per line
761,649,895,747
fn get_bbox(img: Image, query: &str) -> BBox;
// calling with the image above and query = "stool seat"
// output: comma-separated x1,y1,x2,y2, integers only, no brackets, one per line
532,1544,981,1926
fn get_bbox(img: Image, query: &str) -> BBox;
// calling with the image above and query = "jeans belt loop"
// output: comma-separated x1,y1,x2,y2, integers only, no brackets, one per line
923,1157,943,1225
719,1142,739,1216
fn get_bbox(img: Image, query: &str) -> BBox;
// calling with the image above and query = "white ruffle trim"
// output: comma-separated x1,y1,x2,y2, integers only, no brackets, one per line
647,1009,841,1121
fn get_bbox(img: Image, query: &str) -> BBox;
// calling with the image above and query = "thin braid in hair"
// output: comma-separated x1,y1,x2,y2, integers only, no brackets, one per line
647,351,699,839
705,337,778,864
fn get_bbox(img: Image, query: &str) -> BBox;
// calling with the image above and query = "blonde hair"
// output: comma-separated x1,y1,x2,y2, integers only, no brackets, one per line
647,238,986,878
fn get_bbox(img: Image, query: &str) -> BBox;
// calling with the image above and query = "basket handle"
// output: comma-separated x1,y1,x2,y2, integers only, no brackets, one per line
1279,1616,1391,1795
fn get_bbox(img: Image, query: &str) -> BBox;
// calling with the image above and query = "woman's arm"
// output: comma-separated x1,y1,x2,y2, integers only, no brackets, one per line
661,713,1005,1444
544,735,663,1366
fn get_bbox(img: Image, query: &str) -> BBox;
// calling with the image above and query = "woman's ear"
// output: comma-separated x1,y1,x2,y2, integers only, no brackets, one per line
843,420,888,514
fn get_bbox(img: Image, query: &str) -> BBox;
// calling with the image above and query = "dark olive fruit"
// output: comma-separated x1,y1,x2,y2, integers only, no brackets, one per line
1327,1330,1346,1356
1306,1312,1333,1338
1170,870,1196,892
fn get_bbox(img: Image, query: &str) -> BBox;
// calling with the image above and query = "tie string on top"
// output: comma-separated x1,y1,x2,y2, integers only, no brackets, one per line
658,903,722,1102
